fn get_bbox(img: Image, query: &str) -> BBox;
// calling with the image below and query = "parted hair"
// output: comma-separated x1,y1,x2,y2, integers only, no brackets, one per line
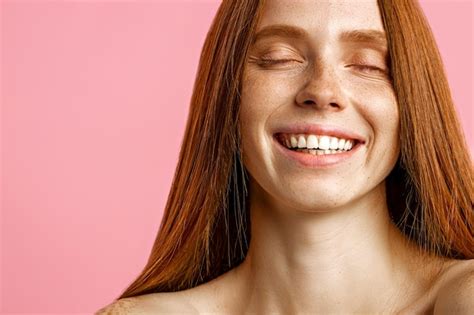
116,0,473,300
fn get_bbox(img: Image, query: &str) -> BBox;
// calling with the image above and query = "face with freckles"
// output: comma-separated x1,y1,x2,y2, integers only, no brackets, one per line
239,0,400,212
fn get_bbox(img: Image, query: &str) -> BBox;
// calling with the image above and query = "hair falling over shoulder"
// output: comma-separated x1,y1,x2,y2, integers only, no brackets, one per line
116,0,473,300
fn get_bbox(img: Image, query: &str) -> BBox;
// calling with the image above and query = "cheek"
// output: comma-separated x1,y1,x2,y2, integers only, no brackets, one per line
240,70,296,115
240,71,306,133
239,69,296,139
239,70,294,173
375,94,399,147
347,79,399,134
351,83,400,168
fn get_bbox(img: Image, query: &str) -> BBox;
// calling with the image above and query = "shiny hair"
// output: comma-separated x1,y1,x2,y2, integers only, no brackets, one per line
117,0,473,299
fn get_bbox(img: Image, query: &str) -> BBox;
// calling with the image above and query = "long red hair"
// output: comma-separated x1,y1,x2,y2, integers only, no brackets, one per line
116,0,473,300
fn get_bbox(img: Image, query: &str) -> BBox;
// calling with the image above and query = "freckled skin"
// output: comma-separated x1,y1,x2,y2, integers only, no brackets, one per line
240,0,400,212
96,1,473,314
220,0,459,313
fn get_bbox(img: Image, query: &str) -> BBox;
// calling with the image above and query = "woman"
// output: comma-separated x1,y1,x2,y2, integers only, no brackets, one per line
97,0,473,313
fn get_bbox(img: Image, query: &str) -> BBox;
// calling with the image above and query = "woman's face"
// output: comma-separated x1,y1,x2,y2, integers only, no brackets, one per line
239,0,400,211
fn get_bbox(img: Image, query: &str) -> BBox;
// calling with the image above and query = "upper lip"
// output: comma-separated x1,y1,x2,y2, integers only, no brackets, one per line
273,123,366,143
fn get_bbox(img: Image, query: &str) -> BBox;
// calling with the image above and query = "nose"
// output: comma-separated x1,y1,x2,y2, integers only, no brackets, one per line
295,59,346,111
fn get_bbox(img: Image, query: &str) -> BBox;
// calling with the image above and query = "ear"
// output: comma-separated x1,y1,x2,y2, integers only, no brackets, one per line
433,262,474,315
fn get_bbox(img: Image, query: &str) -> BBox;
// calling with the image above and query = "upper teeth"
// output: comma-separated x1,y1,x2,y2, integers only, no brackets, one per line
280,134,354,151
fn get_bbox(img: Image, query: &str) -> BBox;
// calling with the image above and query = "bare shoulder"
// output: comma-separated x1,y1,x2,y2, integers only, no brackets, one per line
95,292,199,315
433,259,474,315
95,268,240,314
95,297,141,315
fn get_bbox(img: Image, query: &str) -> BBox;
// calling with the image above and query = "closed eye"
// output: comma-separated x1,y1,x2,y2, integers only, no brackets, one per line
255,58,388,76
261,60,384,70
350,64,387,74
257,58,303,66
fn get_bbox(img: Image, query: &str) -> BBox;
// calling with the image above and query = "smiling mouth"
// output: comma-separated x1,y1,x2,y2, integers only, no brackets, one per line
275,133,361,155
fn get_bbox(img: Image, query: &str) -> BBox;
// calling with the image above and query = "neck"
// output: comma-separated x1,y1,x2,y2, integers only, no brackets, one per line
229,180,432,313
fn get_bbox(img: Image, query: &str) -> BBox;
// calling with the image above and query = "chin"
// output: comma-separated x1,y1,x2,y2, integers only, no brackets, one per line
276,188,356,213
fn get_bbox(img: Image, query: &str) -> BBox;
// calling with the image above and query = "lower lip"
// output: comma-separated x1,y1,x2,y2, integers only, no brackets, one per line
272,135,363,168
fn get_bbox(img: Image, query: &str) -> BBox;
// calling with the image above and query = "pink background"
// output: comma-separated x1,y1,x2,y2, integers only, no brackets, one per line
1,1,472,314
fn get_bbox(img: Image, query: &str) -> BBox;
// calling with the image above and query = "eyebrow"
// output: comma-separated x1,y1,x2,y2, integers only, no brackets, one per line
252,24,388,51
340,29,388,51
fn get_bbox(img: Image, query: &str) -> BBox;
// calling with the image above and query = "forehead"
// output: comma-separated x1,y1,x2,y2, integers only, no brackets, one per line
257,0,385,39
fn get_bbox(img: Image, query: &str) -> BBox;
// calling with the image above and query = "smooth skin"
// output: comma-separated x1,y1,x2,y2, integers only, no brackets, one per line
97,0,473,314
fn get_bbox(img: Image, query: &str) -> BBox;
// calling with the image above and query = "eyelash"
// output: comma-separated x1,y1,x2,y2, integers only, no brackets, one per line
257,58,299,65
258,58,385,74
352,64,386,74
